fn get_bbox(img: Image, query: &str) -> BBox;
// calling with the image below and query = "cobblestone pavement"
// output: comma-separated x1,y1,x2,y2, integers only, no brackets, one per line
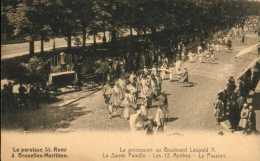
53,33,259,132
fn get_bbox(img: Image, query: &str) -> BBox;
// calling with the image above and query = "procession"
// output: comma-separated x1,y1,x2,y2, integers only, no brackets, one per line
98,17,259,134
1,0,260,135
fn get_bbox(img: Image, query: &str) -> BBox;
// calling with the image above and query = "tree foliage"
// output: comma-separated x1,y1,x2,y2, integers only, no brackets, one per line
3,0,260,49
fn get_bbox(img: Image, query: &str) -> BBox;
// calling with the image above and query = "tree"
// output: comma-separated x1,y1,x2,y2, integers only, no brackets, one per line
18,56,50,85
6,0,52,54
71,0,94,47
48,0,78,49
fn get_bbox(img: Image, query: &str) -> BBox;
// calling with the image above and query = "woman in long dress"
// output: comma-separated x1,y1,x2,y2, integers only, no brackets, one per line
140,76,149,99
151,65,158,76
110,84,123,115
151,75,159,98
169,64,175,81
239,104,250,132
188,51,195,63
175,59,183,75
154,106,165,132
129,110,143,131
160,63,167,80
103,83,113,117
179,68,189,83
140,98,148,117
126,81,137,109
122,90,131,120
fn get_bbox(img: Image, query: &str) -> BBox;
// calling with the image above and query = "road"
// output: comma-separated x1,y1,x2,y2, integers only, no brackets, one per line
2,32,259,133
1,35,102,59
1,30,137,60
52,33,259,132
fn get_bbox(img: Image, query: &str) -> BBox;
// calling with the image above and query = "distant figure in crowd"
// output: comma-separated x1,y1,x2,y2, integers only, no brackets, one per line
247,106,256,133
226,76,236,96
103,82,113,118
239,103,250,133
18,83,27,108
129,110,145,131
241,32,246,44
227,38,232,50
214,92,225,124
179,68,189,84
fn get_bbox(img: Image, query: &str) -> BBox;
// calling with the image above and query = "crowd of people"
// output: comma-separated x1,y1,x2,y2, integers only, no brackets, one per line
1,15,258,133
102,66,170,134
214,65,259,134
98,17,259,134
1,82,44,112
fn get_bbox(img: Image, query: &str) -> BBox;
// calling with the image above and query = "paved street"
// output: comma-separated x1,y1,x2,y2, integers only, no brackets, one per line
2,33,259,133
1,36,99,59
1,30,137,60
51,33,259,132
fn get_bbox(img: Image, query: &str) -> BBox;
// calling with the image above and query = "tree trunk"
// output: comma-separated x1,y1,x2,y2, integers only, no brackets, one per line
82,28,86,47
151,27,156,41
40,35,44,53
93,33,96,45
111,30,117,42
151,27,156,34
103,31,107,43
29,39,34,56
130,26,133,37
137,29,140,36
143,28,147,36
67,34,72,48
53,38,56,50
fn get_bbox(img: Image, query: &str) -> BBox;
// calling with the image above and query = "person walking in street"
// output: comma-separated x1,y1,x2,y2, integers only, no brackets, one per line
227,37,232,51
154,105,166,133
241,32,246,44
179,68,189,84
157,92,169,122
129,110,145,132
122,89,131,120
109,82,123,118
103,82,113,118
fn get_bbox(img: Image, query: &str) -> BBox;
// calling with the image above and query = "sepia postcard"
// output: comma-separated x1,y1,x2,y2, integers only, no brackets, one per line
1,0,260,161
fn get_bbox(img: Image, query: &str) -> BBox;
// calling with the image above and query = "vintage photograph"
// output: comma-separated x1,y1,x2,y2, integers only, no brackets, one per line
1,0,260,161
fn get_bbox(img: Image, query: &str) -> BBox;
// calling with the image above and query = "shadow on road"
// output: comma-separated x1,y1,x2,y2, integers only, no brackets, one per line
177,82,197,87
1,103,92,131
166,117,179,123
